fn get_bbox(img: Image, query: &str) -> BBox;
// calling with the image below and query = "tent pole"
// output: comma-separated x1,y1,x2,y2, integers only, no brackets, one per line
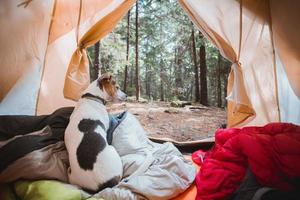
237,0,243,61
76,0,83,45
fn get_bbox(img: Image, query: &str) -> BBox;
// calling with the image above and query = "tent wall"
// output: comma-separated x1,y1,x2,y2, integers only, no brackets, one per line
179,0,300,126
269,0,300,99
0,0,135,115
0,0,54,115
37,0,135,115
277,53,300,124
1,0,299,126
269,0,300,124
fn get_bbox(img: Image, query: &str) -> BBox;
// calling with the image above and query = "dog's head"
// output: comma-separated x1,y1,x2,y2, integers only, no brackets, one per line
84,73,126,103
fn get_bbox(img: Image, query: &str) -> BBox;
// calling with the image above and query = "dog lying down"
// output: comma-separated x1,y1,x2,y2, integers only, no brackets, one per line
64,73,126,192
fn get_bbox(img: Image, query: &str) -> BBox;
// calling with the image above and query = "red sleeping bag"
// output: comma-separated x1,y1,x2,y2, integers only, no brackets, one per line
193,123,300,200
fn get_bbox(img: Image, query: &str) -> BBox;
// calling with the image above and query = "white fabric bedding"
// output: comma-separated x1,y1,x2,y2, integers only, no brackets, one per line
93,112,196,200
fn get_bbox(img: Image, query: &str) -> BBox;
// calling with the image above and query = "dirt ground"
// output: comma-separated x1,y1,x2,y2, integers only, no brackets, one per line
108,101,226,142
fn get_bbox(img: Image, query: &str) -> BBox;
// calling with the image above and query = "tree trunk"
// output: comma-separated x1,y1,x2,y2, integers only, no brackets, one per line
223,60,231,108
174,46,184,100
130,67,134,87
217,52,222,107
123,10,131,93
145,65,151,99
191,25,200,102
199,32,208,106
223,75,227,107
135,1,140,101
160,60,164,101
175,48,183,88
190,84,194,101
93,41,101,80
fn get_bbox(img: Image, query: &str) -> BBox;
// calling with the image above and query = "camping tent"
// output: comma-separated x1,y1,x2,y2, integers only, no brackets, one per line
179,0,300,127
0,0,135,115
0,0,299,128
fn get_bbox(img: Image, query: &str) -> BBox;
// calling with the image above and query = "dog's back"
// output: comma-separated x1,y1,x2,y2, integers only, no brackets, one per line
65,99,123,191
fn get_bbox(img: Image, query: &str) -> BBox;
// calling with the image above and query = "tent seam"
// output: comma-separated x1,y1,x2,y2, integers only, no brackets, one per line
237,0,243,61
267,0,281,122
76,0,83,46
35,0,57,115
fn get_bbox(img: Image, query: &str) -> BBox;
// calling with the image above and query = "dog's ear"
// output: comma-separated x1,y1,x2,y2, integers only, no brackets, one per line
98,73,113,89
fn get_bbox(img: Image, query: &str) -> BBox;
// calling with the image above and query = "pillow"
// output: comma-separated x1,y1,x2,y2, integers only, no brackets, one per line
14,180,82,200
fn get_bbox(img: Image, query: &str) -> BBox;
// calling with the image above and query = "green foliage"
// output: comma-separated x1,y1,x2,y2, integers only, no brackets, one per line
88,0,230,106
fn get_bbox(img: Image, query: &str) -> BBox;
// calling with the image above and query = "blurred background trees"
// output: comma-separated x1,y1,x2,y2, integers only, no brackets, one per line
88,0,231,107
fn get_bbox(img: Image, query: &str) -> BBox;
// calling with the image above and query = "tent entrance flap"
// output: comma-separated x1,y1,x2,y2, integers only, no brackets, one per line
63,0,136,101
35,0,136,115
178,0,300,127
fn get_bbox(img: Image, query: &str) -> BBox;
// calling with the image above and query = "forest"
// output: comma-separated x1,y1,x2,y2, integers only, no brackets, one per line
88,0,231,108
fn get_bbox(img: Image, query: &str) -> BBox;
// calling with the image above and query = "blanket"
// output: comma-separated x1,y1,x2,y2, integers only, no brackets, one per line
194,123,300,200
0,108,196,200
0,107,73,182
94,112,196,200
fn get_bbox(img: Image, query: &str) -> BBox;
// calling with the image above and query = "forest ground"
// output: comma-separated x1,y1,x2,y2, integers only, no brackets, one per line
108,100,226,142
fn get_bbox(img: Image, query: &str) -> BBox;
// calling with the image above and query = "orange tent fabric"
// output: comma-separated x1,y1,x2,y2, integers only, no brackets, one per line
63,0,136,101
37,0,136,115
179,0,300,126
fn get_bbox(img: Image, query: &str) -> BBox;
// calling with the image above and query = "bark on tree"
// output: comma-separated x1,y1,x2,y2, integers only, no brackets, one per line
174,46,184,100
175,48,183,88
130,67,134,87
93,41,101,80
217,52,222,107
199,32,208,106
145,64,151,99
190,84,194,101
159,16,165,101
123,10,131,93
223,61,231,108
191,25,200,102
160,60,164,101
135,1,140,101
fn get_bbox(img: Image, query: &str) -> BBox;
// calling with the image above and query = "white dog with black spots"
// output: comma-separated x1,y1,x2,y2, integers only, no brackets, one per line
64,73,126,192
